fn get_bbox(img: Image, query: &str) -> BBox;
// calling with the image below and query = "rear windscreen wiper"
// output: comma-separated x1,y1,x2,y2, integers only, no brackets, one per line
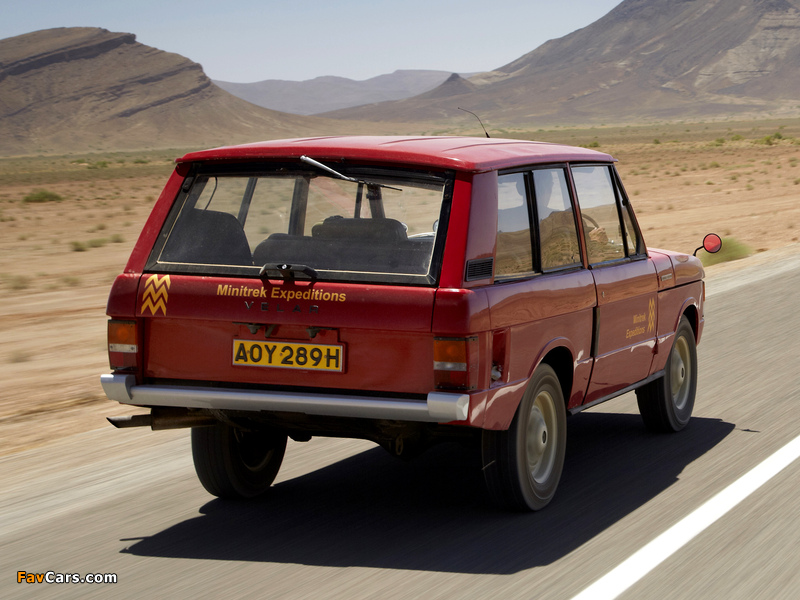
259,263,318,283
300,155,402,191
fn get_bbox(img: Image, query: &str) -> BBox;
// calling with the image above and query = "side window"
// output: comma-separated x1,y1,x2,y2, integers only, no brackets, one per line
532,169,581,270
495,173,533,277
620,202,641,256
611,167,643,256
571,166,626,264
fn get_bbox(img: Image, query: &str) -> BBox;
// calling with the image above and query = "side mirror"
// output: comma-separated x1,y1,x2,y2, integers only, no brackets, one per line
694,233,722,256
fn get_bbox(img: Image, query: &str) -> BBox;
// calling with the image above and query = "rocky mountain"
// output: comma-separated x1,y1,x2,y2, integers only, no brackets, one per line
214,70,467,115
4,1,799,154
323,0,800,125
0,28,345,155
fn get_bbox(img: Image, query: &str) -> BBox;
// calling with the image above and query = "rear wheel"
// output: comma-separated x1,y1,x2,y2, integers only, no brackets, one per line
482,364,567,511
636,315,697,432
191,423,287,499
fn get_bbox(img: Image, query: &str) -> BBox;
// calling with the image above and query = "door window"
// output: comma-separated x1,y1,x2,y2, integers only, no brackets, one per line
571,166,626,264
532,169,581,270
619,192,642,256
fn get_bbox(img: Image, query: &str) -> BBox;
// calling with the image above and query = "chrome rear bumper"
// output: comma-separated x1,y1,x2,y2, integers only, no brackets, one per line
100,373,469,423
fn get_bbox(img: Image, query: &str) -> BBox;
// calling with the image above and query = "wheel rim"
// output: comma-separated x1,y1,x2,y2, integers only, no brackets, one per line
526,390,558,484
233,429,274,473
670,335,692,410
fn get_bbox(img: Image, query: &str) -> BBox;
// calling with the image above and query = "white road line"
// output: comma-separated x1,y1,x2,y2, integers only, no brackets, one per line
571,434,800,600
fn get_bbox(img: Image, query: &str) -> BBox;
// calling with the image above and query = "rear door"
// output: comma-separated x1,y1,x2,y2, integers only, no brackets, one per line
138,161,453,397
137,275,438,395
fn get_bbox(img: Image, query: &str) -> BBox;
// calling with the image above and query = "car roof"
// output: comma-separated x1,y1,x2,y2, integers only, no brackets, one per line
177,136,615,173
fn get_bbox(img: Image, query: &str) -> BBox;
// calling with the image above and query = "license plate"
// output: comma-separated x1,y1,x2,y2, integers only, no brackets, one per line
233,340,344,372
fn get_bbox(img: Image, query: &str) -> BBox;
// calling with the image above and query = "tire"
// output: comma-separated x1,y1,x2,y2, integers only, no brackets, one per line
482,364,567,511
191,423,287,499
636,315,697,432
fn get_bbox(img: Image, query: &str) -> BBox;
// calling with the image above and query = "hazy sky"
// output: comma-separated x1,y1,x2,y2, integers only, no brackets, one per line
2,0,623,82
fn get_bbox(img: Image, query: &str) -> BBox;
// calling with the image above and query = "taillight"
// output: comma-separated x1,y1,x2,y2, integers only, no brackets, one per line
108,319,138,370
433,336,479,390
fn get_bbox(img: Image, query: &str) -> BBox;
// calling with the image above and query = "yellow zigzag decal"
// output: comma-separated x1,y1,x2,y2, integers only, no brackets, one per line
140,274,171,316
647,298,656,333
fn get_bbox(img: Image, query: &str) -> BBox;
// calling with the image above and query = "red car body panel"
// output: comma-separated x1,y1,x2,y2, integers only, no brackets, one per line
585,259,659,403
177,136,615,173
140,276,439,394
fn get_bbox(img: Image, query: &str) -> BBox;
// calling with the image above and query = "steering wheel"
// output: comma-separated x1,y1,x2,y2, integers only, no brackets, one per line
581,213,600,230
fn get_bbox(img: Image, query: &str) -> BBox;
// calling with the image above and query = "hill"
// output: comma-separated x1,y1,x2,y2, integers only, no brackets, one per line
0,28,351,155
214,70,466,115
323,0,800,125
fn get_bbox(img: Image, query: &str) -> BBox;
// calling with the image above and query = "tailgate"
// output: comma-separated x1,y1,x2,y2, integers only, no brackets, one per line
139,275,437,395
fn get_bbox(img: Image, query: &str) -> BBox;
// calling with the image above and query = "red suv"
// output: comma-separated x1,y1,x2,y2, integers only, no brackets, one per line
102,136,720,511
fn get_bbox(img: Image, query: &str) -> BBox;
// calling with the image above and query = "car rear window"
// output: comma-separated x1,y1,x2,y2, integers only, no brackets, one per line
147,163,453,285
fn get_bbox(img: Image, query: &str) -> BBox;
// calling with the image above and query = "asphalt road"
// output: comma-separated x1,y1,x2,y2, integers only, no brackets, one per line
3,252,800,600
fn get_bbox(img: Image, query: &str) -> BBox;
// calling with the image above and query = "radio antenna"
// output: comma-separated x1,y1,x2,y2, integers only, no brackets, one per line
458,107,490,138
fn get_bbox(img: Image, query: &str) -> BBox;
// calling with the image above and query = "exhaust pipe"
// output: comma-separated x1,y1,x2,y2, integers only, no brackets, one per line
107,414,152,429
107,408,216,430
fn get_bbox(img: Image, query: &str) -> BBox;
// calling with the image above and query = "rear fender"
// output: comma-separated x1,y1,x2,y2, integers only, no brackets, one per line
482,338,579,430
